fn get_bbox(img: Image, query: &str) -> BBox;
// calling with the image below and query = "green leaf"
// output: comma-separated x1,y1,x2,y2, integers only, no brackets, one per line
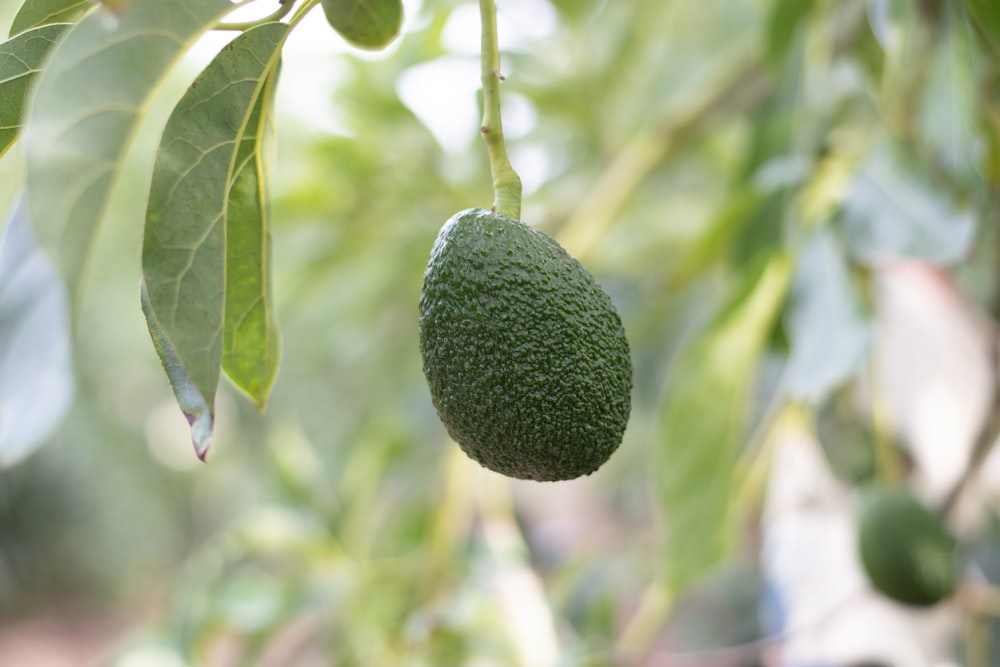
142,23,289,459
918,12,982,181
321,0,404,51
8,0,89,37
222,66,282,409
766,0,814,66
965,0,1000,54
23,0,235,290
867,0,891,49
656,255,791,590
0,23,67,158
784,230,869,404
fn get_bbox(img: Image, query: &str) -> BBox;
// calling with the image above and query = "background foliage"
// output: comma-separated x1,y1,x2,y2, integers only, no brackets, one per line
2,0,1000,664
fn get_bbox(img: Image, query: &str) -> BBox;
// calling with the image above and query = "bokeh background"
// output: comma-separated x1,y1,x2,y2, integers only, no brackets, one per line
2,0,1000,665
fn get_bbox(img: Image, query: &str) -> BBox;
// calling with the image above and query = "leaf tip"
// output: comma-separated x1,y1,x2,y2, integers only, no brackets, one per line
185,408,214,462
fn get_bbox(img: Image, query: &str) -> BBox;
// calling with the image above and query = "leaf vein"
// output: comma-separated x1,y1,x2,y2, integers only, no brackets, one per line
157,141,235,209
161,211,224,323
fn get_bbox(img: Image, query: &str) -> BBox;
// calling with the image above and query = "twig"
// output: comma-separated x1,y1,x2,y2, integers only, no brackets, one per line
940,342,1000,518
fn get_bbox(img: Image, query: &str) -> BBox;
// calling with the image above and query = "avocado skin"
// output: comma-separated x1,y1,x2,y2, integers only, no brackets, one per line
419,208,632,481
858,488,958,606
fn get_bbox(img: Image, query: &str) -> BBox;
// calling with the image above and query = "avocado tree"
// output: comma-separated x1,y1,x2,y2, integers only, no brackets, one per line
2,0,1000,664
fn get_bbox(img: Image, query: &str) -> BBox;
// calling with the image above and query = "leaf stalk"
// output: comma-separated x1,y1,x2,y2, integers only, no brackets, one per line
216,0,298,31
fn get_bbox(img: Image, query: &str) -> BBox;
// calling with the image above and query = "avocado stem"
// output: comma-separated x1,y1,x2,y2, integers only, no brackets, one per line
479,0,522,219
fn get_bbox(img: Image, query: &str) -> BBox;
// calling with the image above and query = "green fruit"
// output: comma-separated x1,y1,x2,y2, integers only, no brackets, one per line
321,0,403,51
857,487,958,606
419,208,632,482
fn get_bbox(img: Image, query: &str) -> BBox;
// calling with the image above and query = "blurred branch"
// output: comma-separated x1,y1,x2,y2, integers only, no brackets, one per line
614,587,862,667
958,578,1000,617
476,473,561,667
965,612,993,667
731,385,794,526
941,342,1000,518
618,578,674,653
429,444,475,572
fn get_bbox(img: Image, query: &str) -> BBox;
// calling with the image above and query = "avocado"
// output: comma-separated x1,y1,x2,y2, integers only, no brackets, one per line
320,0,403,51
857,487,958,606
418,208,632,481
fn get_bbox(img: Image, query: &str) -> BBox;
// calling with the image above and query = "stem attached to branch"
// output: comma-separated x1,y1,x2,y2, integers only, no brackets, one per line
479,0,522,219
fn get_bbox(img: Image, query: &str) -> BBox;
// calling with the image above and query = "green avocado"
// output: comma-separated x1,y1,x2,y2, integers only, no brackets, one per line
419,208,632,482
857,487,958,607
320,0,403,51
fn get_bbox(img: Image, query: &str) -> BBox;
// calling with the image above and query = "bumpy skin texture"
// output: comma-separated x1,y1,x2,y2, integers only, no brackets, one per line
419,209,632,481
858,488,958,607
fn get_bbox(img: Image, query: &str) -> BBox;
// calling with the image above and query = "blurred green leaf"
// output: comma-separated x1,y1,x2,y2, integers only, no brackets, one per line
223,67,282,409
766,0,815,66
23,0,235,290
142,23,288,459
840,138,976,266
666,190,760,289
0,197,73,467
656,255,791,590
965,0,1000,54
866,0,891,49
8,0,88,37
918,14,982,181
784,229,869,404
0,23,66,158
